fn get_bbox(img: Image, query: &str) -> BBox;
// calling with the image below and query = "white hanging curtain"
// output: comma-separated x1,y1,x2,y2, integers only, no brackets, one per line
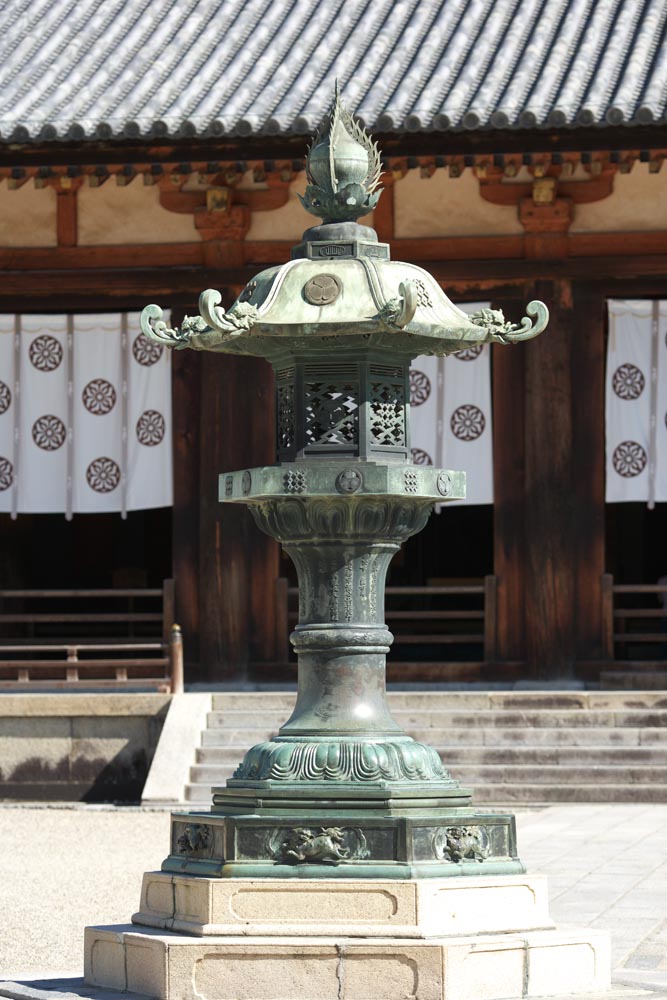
0,312,172,518
409,301,493,506
606,300,667,506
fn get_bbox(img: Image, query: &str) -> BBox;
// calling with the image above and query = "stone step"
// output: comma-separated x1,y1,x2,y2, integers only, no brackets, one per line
189,760,667,786
471,783,667,803
184,782,213,802
189,693,667,806
405,726,667,745
450,764,667,785
201,728,281,746
210,690,667,711
392,709,667,728
600,671,667,690
195,743,667,766
204,708,667,730
205,711,287,730
211,693,298,712
183,780,667,804
200,725,667,747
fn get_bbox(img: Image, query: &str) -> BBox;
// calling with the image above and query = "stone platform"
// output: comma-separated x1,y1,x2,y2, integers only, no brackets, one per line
85,924,609,1000
82,874,610,1000
132,873,554,938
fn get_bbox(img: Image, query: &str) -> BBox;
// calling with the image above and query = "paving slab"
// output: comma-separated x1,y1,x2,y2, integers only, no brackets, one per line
0,977,666,1000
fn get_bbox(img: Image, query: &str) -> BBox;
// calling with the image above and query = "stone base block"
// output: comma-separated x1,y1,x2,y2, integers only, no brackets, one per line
132,873,555,938
85,924,611,1000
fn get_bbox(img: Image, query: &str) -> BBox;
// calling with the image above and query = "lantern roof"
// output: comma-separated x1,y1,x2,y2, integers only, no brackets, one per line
142,86,547,360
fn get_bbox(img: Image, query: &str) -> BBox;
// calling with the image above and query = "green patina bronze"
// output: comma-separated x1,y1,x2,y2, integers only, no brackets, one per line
142,85,548,879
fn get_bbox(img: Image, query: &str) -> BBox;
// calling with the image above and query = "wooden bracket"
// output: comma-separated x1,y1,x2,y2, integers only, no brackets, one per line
478,163,616,210
519,197,573,258
157,172,291,245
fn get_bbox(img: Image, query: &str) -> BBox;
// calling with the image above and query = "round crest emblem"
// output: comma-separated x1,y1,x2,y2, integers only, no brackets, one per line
335,469,363,494
451,404,485,441
136,410,165,446
32,414,66,451
0,457,13,491
86,457,121,493
29,335,63,372
82,378,117,415
242,471,252,495
0,381,11,415
437,472,453,497
612,363,645,400
411,448,433,466
612,441,647,478
304,274,342,306
409,370,431,406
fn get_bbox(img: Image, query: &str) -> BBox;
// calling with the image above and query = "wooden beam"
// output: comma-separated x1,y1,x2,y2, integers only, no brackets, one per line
3,129,667,168
2,232,667,285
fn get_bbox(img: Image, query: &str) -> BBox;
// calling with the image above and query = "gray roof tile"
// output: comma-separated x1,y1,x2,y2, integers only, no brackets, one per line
0,0,666,142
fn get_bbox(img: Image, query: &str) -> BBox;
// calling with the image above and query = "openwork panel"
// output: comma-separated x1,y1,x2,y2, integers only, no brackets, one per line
304,381,359,447
276,383,296,453
275,367,296,457
369,379,406,447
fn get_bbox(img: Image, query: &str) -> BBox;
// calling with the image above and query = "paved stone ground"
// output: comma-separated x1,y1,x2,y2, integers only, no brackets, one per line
518,804,667,997
1,802,666,998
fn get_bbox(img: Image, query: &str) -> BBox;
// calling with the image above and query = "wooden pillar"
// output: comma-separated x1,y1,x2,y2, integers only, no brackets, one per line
172,346,201,671
523,278,576,678
493,279,607,678
492,300,527,665
571,285,606,662
198,352,279,680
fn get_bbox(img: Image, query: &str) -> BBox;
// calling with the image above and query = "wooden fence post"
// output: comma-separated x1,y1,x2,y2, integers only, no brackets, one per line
170,623,184,694
163,578,175,642
483,575,498,664
601,573,614,661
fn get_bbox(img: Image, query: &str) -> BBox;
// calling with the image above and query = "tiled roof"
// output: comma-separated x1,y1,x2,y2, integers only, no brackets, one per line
1,0,666,143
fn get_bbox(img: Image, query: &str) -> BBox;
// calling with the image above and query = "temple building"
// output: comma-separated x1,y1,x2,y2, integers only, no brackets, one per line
1,0,667,686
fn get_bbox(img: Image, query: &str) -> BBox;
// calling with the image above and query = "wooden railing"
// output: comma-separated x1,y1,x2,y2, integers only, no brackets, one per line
275,575,498,679
602,573,667,666
0,579,183,691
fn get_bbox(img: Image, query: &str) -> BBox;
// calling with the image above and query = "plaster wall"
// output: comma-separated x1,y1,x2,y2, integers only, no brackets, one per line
78,182,198,245
394,169,523,238
571,164,667,232
246,173,310,241
0,693,169,801
246,172,373,241
0,183,57,246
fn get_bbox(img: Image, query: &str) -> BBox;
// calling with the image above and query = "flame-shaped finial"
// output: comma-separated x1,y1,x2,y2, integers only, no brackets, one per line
299,81,383,223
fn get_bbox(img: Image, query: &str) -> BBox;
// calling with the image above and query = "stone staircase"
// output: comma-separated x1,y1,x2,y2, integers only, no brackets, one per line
184,690,667,805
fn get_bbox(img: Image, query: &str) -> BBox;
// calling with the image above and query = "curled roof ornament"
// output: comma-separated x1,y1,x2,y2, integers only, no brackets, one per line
299,81,383,223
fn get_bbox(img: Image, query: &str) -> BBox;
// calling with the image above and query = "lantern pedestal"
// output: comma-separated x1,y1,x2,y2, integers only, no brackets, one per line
83,874,610,1000
81,466,611,997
